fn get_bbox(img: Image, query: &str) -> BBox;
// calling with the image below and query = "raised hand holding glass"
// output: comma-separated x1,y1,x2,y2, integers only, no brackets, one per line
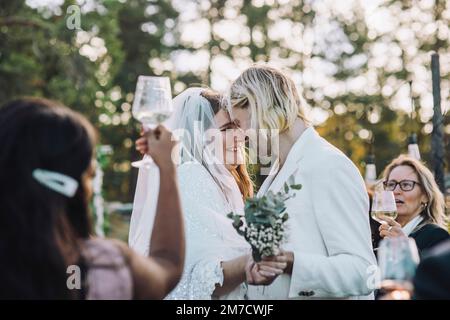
131,76,173,168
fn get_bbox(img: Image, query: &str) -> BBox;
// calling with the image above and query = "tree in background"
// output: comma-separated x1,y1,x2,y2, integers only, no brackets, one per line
315,0,450,175
1,0,448,206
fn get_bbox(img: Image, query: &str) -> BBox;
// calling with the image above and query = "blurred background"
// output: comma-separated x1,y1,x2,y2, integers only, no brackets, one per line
1,0,448,240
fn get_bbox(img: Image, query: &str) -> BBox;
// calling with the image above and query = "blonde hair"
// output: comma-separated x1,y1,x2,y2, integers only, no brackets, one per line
229,64,310,132
382,154,447,228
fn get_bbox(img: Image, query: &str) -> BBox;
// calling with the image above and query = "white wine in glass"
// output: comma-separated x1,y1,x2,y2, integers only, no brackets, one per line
131,76,173,168
371,190,398,223
134,110,172,125
372,210,398,221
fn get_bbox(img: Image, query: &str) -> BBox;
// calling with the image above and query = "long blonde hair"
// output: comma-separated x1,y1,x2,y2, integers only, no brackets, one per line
229,64,310,132
382,154,447,228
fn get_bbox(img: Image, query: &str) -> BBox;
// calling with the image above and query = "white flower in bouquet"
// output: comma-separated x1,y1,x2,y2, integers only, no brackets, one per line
227,182,301,262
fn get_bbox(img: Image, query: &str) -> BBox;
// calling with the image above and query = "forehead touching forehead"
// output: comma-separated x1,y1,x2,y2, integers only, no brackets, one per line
214,108,232,126
229,107,252,129
229,65,311,132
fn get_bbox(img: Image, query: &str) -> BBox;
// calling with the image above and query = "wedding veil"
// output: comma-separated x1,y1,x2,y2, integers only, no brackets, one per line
129,87,245,255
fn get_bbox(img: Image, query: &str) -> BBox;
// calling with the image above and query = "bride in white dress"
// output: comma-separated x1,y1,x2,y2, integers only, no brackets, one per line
129,87,286,299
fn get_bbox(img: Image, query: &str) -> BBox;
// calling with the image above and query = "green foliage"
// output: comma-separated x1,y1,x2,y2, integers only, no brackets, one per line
0,0,182,203
228,183,300,261
1,0,448,207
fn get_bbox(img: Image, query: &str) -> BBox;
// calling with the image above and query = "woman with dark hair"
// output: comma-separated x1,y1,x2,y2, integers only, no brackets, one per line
0,98,185,299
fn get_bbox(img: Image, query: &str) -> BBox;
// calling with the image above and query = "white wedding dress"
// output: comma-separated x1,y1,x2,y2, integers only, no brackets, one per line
129,88,250,300
166,161,250,299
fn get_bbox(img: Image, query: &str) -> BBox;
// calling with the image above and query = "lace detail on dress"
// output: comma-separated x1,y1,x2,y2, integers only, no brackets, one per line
167,259,224,300
165,163,249,300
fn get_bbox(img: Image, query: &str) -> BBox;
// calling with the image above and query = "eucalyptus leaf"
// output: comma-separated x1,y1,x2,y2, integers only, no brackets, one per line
290,184,302,190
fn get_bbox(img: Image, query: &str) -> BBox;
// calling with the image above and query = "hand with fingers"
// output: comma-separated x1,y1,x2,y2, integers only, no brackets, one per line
378,216,406,239
259,250,294,275
245,262,281,286
136,125,177,169
245,252,289,286
135,127,149,155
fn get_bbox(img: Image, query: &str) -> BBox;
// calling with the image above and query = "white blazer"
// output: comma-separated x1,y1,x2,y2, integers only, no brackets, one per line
247,127,377,299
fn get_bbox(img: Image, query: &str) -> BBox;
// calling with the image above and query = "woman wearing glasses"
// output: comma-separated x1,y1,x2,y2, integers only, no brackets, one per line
377,155,448,255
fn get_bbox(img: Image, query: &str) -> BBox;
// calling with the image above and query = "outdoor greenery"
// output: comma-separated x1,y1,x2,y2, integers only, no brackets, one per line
1,0,448,208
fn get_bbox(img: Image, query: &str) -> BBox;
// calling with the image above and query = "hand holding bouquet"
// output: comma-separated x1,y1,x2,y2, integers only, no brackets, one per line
228,182,301,262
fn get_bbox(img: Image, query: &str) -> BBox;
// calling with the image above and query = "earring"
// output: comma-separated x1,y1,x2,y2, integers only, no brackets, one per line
421,202,428,208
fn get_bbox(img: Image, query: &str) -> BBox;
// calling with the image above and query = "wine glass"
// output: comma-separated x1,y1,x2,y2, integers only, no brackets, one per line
131,76,173,168
377,237,420,299
371,190,398,223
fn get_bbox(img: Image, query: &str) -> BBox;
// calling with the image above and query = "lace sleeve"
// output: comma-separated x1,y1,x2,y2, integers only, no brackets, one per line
166,259,224,300
165,163,248,300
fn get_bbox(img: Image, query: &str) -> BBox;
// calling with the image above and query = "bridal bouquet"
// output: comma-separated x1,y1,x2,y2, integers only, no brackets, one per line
227,182,301,262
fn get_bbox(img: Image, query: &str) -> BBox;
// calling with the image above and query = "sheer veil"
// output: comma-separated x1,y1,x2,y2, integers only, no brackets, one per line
129,87,245,255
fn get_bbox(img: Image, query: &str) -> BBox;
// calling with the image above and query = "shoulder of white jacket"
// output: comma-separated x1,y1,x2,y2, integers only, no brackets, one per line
302,138,351,166
303,131,351,164
301,143,363,183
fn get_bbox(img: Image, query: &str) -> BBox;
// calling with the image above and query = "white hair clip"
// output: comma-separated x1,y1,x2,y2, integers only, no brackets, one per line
32,169,79,198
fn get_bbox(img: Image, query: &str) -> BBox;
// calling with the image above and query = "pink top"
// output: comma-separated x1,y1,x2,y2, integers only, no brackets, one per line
81,238,133,300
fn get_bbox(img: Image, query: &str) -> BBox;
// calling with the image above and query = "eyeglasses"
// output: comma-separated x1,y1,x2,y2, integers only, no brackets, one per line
383,180,421,192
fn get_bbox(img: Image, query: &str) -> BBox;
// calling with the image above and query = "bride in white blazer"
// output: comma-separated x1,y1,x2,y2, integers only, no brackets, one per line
227,65,377,299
